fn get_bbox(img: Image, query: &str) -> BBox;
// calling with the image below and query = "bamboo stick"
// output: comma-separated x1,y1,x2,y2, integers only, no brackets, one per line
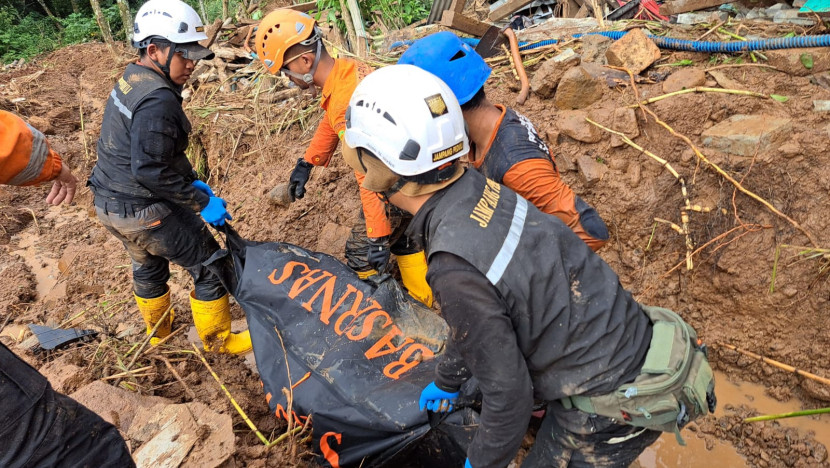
745,407,830,423
720,343,830,387
115,305,173,387
626,87,769,108
192,344,274,446
637,106,819,248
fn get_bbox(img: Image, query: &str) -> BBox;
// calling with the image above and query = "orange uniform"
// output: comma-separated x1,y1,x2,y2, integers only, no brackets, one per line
302,58,393,238
472,105,609,251
0,111,62,186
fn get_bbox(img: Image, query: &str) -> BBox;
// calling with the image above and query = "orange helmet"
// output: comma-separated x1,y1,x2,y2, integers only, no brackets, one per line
255,9,320,75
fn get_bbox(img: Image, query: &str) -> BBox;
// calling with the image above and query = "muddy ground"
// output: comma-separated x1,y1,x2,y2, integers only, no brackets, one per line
1,16,829,468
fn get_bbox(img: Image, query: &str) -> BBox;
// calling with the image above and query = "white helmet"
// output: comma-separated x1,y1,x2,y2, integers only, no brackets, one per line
344,64,468,192
133,0,212,60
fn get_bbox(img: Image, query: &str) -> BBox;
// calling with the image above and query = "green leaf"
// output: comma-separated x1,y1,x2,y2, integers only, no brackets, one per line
252,10,262,20
783,32,796,38
770,94,789,102
800,53,814,69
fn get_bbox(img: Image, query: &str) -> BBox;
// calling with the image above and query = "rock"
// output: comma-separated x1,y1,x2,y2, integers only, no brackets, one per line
28,116,54,135
576,154,607,188
745,8,765,20
662,68,706,93
701,114,793,156
765,47,830,76
707,70,746,90
766,2,789,13
554,66,604,110
580,62,635,87
605,29,661,75
801,379,830,402
38,357,84,393
580,34,612,64
793,0,806,6
530,50,581,98
559,110,602,143
129,402,234,468
813,100,830,112
610,107,640,148
772,9,815,25
268,182,293,207
70,380,170,433
676,11,728,25
778,141,800,158
316,222,352,256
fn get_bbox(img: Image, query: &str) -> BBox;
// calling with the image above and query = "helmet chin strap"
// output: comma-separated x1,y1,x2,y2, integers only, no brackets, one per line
150,43,181,87
281,39,322,86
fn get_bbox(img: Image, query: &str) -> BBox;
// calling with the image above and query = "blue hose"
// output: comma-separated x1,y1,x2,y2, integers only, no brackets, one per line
449,32,830,53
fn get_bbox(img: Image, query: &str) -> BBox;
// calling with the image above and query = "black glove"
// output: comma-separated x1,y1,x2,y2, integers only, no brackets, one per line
288,158,313,201
367,237,391,274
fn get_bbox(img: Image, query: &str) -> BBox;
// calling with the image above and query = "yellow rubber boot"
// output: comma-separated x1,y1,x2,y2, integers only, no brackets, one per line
190,292,252,355
357,269,379,280
397,251,434,307
134,289,174,346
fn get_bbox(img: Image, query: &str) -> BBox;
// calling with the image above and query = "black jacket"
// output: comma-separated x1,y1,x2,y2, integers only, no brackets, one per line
406,170,652,468
89,63,208,212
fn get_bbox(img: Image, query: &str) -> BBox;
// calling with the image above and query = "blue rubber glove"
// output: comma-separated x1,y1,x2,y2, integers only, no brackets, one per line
419,381,460,412
192,180,215,197
200,196,232,226
465,459,472,468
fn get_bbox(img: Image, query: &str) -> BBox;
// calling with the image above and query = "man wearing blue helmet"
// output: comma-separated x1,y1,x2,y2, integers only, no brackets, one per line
399,31,609,251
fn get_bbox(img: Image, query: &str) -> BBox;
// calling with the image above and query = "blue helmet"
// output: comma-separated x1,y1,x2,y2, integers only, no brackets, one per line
398,31,492,105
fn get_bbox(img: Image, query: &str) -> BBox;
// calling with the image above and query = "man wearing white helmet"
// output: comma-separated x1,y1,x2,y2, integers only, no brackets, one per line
88,0,252,354
344,65,715,468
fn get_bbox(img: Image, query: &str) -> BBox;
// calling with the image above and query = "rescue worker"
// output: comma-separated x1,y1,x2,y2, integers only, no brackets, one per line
1,110,77,205
0,343,135,467
343,65,716,468
88,0,251,354
399,32,609,251
254,10,434,306
2,114,129,465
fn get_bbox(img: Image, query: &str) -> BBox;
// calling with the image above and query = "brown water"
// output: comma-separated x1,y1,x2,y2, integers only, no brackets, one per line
639,370,830,467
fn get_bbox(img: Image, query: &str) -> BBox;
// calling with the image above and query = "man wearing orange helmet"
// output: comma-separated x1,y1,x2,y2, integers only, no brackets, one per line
255,9,433,306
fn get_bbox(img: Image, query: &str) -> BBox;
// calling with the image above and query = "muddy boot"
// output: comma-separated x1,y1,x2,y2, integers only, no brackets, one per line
190,292,252,355
134,288,174,346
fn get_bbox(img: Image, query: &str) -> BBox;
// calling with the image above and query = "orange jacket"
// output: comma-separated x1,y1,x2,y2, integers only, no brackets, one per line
0,111,62,186
302,58,393,238
474,106,607,251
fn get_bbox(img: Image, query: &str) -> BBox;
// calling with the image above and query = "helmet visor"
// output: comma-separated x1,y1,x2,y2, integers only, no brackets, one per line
176,42,215,61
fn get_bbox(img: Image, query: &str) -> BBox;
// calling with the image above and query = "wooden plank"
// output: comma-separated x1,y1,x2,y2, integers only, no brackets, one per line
286,1,317,12
489,0,534,21
440,10,491,36
346,0,369,57
659,0,731,15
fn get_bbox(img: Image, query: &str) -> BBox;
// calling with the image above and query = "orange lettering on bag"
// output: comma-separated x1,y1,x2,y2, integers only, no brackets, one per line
364,326,414,360
274,403,309,425
288,269,333,299
333,298,382,335
383,344,435,379
320,431,343,468
268,261,311,285
318,284,363,325
345,310,392,341
301,274,337,314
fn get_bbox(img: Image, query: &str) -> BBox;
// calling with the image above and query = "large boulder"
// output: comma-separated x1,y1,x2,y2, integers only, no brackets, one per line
605,29,661,75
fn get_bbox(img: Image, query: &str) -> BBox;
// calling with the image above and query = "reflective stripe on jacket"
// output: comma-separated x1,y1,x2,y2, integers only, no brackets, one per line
0,110,62,186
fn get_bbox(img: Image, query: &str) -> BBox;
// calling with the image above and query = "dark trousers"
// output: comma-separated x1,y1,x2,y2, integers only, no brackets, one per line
0,344,134,468
345,208,422,273
522,401,661,468
95,199,225,301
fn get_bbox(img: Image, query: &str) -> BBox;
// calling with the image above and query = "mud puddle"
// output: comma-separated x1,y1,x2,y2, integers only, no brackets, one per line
12,230,66,303
10,209,87,305
639,371,830,467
